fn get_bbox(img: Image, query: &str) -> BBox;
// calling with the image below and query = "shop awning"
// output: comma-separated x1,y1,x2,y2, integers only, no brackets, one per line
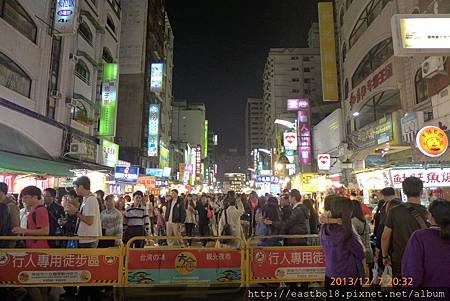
0,150,77,177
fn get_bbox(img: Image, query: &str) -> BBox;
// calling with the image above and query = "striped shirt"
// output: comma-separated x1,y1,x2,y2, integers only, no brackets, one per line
124,204,150,233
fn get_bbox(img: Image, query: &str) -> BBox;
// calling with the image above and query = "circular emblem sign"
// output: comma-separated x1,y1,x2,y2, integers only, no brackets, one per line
175,252,197,275
416,126,448,157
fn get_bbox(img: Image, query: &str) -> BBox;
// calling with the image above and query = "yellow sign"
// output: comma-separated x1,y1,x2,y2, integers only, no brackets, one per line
416,126,449,157
318,2,338,102
175,252,197,275
301,173,317,193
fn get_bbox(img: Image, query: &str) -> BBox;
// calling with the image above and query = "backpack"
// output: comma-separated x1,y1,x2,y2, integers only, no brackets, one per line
32,205,63,248
404,204,429,229
0,203,11,248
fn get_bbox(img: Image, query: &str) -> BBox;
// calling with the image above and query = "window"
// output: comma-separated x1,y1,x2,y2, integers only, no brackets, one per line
291,56,298,60
356,90,401,129
339,7,345,26
0,51,31,97
342,43,347,63
415,68,428,104
303,57,310,62
74,60,90,84
78,22,93,45
292,89,300,93
102,47,114,63
106,15,115,33
303,67,310,72
304,78,311,83
291,67,299,71
0,0,37,42
423,107,433,122
349,0,391,48
70,101,88,122
292,78,299,82
351,38,393,88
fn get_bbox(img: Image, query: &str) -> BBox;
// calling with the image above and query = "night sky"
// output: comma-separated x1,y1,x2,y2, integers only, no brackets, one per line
166,0,318,154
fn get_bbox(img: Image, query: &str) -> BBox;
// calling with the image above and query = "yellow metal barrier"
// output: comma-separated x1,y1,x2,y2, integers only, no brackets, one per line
124,236,246,288
0,236,124,287
246,235,325,285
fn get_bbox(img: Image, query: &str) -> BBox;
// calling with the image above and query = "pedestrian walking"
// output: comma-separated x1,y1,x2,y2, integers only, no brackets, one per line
123,191,150,248
381,177,429,280
402,199,450,287
165,189,186,246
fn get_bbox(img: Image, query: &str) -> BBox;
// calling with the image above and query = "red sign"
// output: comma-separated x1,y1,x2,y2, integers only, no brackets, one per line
138,176,156,189
350,62,393,106
127,249,242,285
250,247,325,281
0,250,121,285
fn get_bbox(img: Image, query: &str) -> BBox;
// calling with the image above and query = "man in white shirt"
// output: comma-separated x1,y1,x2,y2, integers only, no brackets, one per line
70,176,102,247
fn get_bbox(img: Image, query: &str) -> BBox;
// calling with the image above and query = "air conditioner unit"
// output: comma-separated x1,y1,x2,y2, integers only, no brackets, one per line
69,143,88,155
50,90,62,99
422,56,445,79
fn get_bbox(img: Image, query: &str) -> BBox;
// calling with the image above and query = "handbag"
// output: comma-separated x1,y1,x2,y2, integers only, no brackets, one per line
220,209,232,244
371,262,379,286
381,265,393,289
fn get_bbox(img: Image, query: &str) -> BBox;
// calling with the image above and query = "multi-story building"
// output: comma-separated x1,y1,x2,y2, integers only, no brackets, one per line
116,0,167,169
0,0,122,192
245,97,267,163
308,22,320,48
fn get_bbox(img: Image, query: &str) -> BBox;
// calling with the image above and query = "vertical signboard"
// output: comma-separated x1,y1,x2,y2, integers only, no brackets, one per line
195,146,202,176
99,64,119,136
159,145,170,168
148,104,160,157
297,99,311,165
150,63,163,92
318,2,339,101
54,0,78,35
100,139,119,167
204,120,208,159
283,132,298,150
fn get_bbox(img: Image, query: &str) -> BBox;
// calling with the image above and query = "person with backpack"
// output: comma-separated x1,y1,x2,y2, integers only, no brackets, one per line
12,186,49,301
402,199,450,287
0,182,19,248
381,177,429,280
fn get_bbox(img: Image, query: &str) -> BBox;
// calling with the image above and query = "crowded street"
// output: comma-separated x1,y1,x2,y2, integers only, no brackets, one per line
1,0,450,300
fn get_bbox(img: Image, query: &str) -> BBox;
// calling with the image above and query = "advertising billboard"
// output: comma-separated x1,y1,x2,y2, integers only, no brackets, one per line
145,168,164,177
99,64,118,136
100,139,119,168
54,0,78,35
114,166,139,183
148,104,160,157
159,145,169,168
392,14,450,56
297,99,311,165
318,2,338,101
283,132,298,150
204,120,208,159
150,63,163,92
287,98,309,111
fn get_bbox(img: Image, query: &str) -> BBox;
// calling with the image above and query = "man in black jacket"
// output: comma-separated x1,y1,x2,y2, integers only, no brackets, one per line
165,189,186,246
283,189,310,246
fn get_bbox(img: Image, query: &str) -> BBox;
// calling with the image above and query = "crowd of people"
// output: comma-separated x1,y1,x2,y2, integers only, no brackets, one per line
1,175,450,300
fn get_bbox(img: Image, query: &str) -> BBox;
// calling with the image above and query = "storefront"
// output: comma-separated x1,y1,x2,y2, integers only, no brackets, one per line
355,168,392,204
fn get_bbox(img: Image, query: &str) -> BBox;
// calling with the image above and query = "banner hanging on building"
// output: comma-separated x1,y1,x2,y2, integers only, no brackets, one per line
100,139,119,167
297,99,311,165
99,64,119,136
148,104,160,157
318,2,339,101
150,63,163,92
54,0,78,35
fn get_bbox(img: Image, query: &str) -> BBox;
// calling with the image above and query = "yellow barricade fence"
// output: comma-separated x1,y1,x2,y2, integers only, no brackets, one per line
0,236,124,287
0,235,325,288
246,234,325,285
124,236,246,288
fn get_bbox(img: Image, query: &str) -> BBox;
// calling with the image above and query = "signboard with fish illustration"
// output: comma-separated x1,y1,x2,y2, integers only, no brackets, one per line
126,249,242,286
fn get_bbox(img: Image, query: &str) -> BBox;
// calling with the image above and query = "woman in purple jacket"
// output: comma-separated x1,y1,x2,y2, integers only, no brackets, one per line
320,197,366,289
402,199,450,287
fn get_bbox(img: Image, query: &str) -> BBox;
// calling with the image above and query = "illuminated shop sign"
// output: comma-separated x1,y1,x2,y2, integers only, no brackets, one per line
416,126,448,158
150,63,163,92
148,104,160,157
99,64,119,136
54,0,78,35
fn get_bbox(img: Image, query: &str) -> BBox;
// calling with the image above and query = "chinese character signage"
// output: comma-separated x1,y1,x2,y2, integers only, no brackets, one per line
392,14,450,56
195,146,202,176
126,249,241,285
54,0,78,35
0,249,122,285
318,2,338,101
99,64,118,136
114,166,139,183
351,115,393,150
297,100,311,165
349,62,393,106
148,104,160,157
150,63,163,92
416,126,448,157
283,132,298,150
255,176,280,184
317,154,331,170
250,247,325,282
145,168,163,177
390,168,450,188
138,176,156,189
287,98,309,111
100,139,119,167
159,145,169,168
203,120,208,159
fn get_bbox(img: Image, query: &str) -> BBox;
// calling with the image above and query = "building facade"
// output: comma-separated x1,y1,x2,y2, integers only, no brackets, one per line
116,0,168,169
245,97,266,164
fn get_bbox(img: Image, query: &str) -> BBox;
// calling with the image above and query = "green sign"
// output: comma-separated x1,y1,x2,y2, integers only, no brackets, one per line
101,139,119,167
159,145,170,168
99,64,118,136
204,120,208,159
